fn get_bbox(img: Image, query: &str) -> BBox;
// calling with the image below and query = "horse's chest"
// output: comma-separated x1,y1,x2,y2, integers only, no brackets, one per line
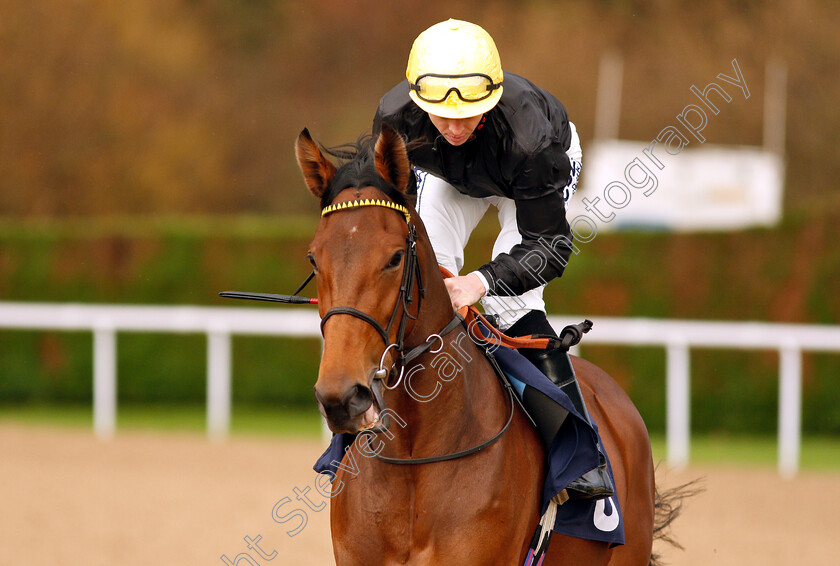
331,465,526,565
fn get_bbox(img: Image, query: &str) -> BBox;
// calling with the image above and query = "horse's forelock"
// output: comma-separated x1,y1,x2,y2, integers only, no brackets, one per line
319,135,412,210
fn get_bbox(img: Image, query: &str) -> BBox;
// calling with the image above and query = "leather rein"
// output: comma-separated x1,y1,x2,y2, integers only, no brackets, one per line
318,198,514,465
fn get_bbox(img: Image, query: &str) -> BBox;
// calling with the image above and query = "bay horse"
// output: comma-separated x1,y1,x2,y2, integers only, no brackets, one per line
296,126,674,565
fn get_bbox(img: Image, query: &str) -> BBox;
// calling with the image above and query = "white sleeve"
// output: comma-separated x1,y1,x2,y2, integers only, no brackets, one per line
564,121,582,202
567,121,582,161
469,270,491,295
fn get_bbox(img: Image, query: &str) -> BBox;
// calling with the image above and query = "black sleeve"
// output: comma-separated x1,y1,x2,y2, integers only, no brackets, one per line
476,191,574,296
372,105,385,135
476,145,574,296
373,81,413,136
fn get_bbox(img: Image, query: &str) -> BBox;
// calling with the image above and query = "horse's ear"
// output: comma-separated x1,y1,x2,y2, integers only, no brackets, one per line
295,128,336,199
374,125,410,193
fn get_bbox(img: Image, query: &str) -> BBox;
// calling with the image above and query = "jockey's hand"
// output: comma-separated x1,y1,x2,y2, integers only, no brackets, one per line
444,273,487,311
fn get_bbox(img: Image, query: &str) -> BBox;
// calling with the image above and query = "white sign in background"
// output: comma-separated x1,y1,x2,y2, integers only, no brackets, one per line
569,140,785,232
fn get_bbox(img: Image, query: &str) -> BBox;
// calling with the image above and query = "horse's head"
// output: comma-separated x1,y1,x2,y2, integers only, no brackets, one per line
296,126,428,434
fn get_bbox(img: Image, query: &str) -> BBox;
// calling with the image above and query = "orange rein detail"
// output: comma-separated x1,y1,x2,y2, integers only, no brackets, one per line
439,266,552,350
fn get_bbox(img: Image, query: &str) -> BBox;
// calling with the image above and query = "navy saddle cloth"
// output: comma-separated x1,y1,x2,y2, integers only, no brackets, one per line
313,342,625,546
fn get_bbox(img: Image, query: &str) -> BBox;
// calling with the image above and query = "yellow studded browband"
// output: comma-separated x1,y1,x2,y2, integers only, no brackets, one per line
321,199,411,223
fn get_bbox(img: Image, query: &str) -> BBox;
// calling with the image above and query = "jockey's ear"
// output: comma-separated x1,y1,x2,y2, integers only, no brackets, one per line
295,128,336,199
374,125,410,194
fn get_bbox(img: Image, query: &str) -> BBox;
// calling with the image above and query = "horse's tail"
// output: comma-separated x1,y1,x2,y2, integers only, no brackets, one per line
649,478,704,566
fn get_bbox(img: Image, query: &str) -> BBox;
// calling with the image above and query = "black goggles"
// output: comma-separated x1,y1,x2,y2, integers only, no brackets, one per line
409,73,502,103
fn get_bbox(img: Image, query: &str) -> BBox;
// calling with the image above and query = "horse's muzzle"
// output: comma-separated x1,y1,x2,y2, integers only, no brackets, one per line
315,381,384,434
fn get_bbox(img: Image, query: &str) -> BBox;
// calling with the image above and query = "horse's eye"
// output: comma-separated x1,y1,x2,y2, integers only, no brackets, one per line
386,251,404,269
307,253,318,271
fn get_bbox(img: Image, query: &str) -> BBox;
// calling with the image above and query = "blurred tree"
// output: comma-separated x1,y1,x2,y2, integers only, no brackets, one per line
0,0,838,217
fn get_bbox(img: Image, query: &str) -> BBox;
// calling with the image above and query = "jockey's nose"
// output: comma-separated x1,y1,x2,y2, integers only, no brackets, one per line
448,119,467,136
314,381,375,433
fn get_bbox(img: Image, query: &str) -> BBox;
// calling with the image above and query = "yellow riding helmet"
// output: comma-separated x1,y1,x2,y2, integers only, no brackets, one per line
406,19,504,119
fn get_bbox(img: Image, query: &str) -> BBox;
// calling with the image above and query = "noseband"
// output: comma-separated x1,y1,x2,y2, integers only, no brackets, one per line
318,199,427,388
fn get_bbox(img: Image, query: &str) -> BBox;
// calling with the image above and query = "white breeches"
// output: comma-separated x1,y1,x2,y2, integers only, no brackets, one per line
415,123,582,330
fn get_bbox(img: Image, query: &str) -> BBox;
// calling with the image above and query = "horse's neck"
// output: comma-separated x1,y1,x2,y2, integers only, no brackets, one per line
383,239,506,457
383,329,501,456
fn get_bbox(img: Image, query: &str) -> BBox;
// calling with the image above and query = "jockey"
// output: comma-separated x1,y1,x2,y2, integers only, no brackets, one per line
373,19,613,500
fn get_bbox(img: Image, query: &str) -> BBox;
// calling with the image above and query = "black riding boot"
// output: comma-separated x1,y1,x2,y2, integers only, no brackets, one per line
506,311,615,501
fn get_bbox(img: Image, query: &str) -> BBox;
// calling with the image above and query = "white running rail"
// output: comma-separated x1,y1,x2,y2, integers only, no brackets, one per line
2,301,839,477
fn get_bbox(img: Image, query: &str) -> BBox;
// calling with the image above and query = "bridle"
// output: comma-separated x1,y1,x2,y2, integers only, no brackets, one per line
319,198,439,389
317,197,514,465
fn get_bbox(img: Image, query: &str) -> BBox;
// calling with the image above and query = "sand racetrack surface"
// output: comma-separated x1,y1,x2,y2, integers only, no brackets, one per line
2,425,839,565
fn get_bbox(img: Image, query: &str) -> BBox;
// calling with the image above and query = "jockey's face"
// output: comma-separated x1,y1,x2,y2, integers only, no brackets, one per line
427,113,483,146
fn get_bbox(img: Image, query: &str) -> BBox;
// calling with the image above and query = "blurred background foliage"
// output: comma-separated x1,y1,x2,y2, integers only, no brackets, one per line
2,0,839,216
1,0,839,434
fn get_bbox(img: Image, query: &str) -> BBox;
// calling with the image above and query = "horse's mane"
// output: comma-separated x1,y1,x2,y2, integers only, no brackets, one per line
319,133,416,210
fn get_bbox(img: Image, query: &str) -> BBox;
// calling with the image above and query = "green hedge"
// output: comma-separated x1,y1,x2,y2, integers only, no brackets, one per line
1,214,839,434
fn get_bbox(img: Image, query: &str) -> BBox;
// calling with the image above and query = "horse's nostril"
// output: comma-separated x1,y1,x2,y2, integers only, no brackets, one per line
314,382,374,424
343,384,374,418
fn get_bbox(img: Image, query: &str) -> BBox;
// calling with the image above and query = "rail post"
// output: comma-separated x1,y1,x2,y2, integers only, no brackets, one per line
207,322,232,439
778,344,802,478
93,319,117,439
666,339,690,469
